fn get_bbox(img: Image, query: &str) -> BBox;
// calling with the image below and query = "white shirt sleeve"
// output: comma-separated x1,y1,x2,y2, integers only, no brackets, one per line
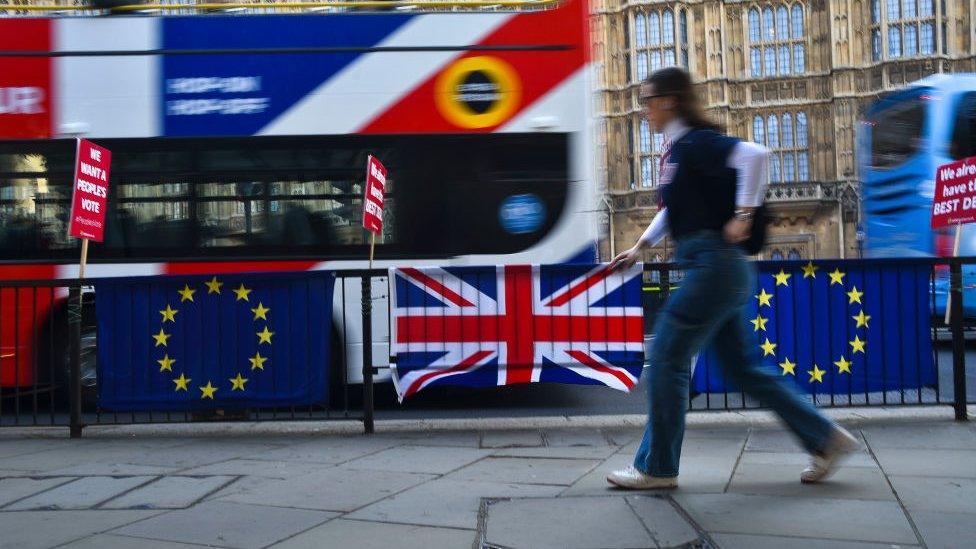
637,207,669,247
727,140,770,208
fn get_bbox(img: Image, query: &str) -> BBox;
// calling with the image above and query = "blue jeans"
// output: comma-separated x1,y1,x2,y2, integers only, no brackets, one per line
634,231,835,477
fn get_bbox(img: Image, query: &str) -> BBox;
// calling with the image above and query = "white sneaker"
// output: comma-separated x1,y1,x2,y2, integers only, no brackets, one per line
606,466,678,490
801,426,861,484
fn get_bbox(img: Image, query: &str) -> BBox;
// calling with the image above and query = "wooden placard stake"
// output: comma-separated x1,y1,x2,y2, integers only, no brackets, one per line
944,223,962,325
79,238,90,280
368,232,376,270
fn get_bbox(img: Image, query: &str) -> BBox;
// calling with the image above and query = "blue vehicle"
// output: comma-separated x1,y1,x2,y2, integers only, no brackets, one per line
859,73,976,317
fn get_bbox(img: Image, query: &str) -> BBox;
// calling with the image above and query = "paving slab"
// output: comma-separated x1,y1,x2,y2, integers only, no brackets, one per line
683,427,751,440
346,478,563,530
888,476,976,514
0,476,75,507
202,475,280,501
220,466,434,512
677,437,747,460
626,495,703,548
746,428,866,454
237,436,403,465
0,510,161,549
101,475,236,509
0,439,87,459
111,500,335,549
561,453,636,497
860,423,976,450
268,518,476,549
59,534,215,549
383,431,481,448
483,496,656,549
7,476,156,510
728,462,895,501
543,429,615,447
907,510,976,549
674,493,918,544
871,447,976,478
739,450,877,468
710,533,920,548
126,441,282,469
177,458,334,479
343,445,492,474
43,462,180,477
480,430,545,448
447,456,599,486
491,445,620,460
0,442,172,473
601,428,641,447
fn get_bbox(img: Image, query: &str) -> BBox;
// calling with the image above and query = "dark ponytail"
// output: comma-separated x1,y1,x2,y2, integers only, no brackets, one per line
646,67,724,133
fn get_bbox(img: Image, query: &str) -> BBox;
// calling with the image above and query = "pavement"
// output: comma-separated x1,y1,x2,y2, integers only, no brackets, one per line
0,407,974,549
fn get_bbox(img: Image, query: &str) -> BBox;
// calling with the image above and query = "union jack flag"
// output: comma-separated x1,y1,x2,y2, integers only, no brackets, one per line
389,264,645,401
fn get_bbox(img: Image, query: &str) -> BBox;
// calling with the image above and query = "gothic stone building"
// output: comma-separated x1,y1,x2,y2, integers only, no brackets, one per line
592,0,976,261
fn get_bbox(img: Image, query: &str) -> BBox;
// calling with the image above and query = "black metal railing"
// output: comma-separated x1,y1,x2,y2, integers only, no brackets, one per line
0,257,971,437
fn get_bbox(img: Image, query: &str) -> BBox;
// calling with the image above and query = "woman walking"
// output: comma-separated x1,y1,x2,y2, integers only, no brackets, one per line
607,67,858,490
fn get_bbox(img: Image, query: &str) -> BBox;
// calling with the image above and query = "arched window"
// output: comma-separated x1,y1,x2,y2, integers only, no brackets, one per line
763,7,775,40
749,9,761,42
796,113,808,147
771,249,784,260
783,154,795,181
776,6,789,39
767,115,780,148
905,24,918,55
753,116,766,145
873,0,941,60
793,43,805,73
888,26,902,57
635,13,647,47
782,114,794,147
778,45,790,75
791,4,803,38
636,121,668,188
637,52,649,80
662,10,675,45
765,111,809,183
630,9,687,84
679,10,689,68
640,119,651,154
787,249,801,260
749,3,806,77
751,48,762,77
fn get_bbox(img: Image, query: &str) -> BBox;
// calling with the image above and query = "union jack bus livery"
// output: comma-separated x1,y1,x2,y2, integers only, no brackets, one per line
0,1,600,396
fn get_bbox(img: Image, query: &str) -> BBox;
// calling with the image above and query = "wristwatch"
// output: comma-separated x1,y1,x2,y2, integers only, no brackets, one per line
734,209,755,221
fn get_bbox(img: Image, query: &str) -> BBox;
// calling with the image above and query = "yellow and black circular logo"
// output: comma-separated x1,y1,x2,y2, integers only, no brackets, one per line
435,56,522,129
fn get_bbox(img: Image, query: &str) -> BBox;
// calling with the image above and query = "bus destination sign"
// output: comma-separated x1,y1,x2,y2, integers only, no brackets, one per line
362,154,387,235
68,138,112,241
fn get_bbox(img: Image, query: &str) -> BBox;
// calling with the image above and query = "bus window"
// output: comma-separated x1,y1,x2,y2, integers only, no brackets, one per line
870,97,926,169
950,92,976,160
114,182,193,250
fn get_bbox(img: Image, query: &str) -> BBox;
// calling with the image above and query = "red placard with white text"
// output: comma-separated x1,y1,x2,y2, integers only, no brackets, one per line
68,139,112,242
932,156,976,229
362,155,387,235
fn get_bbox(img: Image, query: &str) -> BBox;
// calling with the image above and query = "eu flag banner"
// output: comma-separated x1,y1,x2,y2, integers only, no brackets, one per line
692,262,936,395
95,271,335,411
389,264,645,401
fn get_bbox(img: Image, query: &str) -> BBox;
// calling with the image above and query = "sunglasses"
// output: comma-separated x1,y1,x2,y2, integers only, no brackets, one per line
639,93,672,104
